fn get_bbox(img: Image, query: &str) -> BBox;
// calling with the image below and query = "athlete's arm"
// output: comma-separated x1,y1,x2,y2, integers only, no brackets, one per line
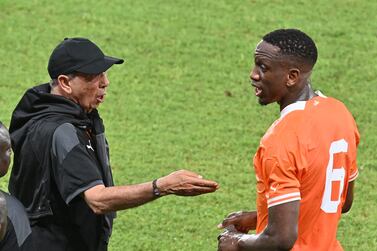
218,201,299,251
83,170,219,214
342,181,355,213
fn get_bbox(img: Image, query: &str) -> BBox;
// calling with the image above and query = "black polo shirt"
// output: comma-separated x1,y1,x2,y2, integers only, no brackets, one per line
30,123,111,251
9,84,115,251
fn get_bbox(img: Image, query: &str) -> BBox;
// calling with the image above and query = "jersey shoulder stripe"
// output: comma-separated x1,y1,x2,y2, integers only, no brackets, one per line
267,192,301,208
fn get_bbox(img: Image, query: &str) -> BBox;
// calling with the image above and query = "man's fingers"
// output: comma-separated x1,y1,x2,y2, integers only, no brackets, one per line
226,212,240,218
176,185,219,196
225,224,237,232
218,211,245,229
187,176,219,188
218,230,230,240
164,170,219,196
172,170,219,188
217,233,223,241
218,217,236,229
196,180,219,188
177,170,218,185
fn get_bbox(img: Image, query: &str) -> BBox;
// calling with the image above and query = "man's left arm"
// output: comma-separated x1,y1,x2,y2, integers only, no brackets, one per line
342,181,355,213
218,200,299,251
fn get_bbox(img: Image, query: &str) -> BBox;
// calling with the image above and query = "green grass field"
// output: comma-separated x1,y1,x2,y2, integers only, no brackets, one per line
1,0,376,250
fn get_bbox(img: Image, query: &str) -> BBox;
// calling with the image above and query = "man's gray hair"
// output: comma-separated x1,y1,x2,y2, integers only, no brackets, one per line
49,78,59,88
49,73,77,89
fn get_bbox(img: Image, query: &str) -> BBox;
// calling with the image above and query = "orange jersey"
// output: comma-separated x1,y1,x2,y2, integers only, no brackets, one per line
253,95,359,251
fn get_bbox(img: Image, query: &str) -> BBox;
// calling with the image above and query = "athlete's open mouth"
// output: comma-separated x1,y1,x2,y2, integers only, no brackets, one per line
255,87,262,96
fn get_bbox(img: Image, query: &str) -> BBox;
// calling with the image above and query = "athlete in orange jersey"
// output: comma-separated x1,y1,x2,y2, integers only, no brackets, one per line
218,29,359,251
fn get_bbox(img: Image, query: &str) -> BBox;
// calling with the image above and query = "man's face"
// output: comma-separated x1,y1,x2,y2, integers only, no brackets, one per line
0,130,11,177
250,41,289,106
69,72,110,113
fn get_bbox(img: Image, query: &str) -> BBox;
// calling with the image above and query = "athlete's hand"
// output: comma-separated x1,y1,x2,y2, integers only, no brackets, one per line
218,211,257,233
217,225,242,251
157,170,219,196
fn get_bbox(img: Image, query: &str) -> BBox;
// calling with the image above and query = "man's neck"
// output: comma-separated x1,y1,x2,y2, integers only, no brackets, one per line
279,83,316,111
295,83,317,102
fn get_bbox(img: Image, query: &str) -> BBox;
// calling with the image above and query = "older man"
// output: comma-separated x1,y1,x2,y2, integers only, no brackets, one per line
9,37,219,251
218,29,359,251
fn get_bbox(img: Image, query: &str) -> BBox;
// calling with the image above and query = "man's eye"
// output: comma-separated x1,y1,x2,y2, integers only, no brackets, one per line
259,64,267,72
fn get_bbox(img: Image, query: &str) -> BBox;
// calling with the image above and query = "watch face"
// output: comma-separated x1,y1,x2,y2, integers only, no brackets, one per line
152,179,161,196
153,188,161,196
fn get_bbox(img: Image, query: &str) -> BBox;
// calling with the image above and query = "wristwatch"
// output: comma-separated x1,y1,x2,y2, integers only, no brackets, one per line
152,179,161,197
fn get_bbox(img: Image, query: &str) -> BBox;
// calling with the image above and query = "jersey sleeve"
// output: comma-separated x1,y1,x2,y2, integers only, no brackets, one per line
51,123,104,204
348,123,360,182
261,130,306,208
263,156,301,208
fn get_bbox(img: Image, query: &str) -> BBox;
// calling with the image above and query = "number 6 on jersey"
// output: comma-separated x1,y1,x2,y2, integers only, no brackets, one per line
321,139,348,213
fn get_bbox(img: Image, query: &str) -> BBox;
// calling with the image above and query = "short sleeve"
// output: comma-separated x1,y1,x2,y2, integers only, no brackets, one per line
52,123,103,204
348,124,360,182
263,157,301,208
261,130,305,208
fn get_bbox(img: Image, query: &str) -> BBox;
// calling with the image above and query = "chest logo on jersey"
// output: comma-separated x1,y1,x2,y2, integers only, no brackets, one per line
270,183,279,192
86,140,94,152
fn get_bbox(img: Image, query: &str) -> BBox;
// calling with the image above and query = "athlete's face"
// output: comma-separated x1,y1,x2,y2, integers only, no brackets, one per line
69,72,109,113
250,41,290,106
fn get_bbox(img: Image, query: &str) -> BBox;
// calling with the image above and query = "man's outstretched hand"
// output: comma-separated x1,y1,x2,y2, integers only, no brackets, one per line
157,170,219,196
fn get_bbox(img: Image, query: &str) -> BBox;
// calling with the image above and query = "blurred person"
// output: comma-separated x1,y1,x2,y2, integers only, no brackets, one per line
9,37,219,251
0,122,8,242
0,122,33,250
0,193,6,241
217,29,359,251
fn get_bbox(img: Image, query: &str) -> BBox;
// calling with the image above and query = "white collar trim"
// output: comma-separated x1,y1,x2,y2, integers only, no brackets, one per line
315,90,326,97
280,101,306,119
279,91,327,119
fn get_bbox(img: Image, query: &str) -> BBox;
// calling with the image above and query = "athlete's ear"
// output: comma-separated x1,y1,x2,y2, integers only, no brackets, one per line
57,74,73,94
286,68,300,87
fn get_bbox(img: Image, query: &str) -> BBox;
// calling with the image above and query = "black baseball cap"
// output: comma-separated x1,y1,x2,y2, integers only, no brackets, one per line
48,37,124,79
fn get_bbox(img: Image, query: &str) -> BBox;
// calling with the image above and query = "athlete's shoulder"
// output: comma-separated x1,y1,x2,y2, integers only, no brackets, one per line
308,93,352,113
0,191,32,250
1,191,28,220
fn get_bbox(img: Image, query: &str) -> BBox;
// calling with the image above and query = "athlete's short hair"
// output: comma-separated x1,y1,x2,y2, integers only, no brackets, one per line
263,29,318,67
